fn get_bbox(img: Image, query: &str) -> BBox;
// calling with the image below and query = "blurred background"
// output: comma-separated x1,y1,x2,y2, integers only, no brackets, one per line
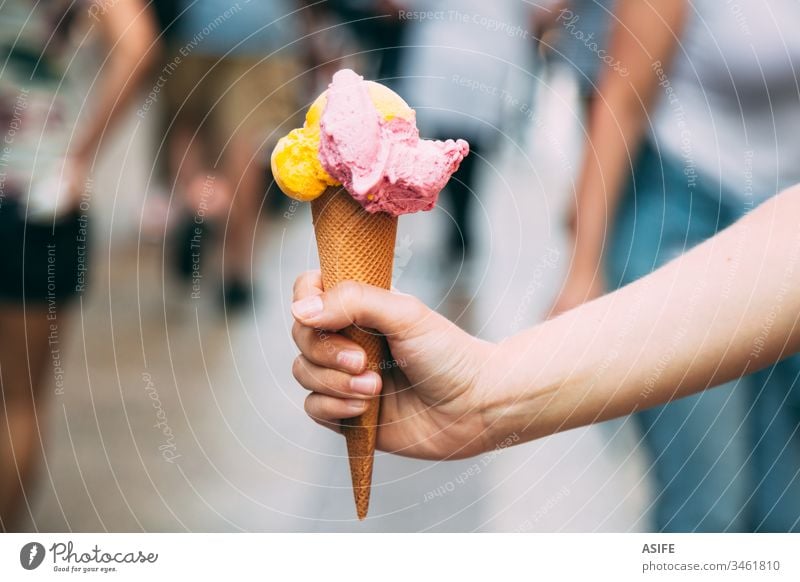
2,0,798,532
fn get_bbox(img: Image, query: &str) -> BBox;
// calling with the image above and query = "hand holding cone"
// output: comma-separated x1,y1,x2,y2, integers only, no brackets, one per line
271,69,468,519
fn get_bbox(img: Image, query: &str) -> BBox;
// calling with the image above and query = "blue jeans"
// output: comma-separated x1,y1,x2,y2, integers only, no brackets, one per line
607,143,800,532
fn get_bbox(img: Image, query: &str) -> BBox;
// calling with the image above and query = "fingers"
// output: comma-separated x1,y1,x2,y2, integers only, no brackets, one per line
292,355,382,399
293,270,323,302
291,280,426,338
292,271,372,374
291,321,368,374
291,272,392,432
304,393,370,428
295,353,382,433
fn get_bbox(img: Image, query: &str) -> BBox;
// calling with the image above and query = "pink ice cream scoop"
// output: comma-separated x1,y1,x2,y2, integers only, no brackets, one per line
318,69,469,216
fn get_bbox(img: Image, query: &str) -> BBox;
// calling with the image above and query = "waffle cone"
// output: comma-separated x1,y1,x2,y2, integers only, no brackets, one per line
310,186,397,520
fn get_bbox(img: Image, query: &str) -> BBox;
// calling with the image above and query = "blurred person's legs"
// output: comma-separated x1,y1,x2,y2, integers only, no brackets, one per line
441,140,482,264
608,142,751,531
0,198,83,530
165,58,233,216
217,56,299,307
0,306,51,531
634,386,750,531
167,121,231,283
749,359,800,531
219,135,261,307
166,56,231,287
166,54,299,309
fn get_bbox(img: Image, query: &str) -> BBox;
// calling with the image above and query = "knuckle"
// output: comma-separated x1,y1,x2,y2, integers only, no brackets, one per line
292,275,305,300
315,330,337,356
291,356,306,381
303,394,316,418
395,293,426,334
304,394,328,423
293,270,318,300
291,321,304,346
402,294,426,318
336,280,364,307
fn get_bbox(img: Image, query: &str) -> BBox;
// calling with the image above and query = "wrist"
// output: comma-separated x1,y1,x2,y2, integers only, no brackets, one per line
473,339,515,454
474,335,553,450
478,316,595,447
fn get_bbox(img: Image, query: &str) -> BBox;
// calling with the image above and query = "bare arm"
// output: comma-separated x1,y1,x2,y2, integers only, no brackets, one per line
552,0,687,314
290,185,800,460
490,185,800,443
71,0,158,161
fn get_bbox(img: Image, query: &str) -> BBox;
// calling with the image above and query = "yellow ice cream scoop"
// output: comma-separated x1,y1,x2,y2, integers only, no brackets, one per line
270,81,414,202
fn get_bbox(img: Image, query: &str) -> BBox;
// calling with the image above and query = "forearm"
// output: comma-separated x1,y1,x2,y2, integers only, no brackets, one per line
73,1,157,159
570,0,687,268
486,186,800,443
570,104,640,268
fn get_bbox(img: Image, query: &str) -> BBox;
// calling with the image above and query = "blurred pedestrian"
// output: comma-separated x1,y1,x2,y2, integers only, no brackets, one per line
552,0,800,531
539,0,615,108
398,0,535,272
164,0,303,310
317,0,407,85
0,0,156,531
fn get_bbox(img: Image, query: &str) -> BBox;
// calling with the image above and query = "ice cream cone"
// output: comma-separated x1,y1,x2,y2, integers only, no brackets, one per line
310,185,397,520
273,69,468,520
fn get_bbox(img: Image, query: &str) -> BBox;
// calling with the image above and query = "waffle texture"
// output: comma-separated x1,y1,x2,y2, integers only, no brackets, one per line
311,186,397,520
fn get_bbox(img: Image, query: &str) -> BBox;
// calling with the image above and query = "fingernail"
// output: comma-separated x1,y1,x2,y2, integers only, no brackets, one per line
292,295,323,321
346,399,367,412
337,350,365,373
350,372,378,395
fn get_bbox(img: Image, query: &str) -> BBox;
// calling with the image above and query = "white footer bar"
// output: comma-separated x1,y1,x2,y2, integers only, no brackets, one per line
1,533,797,580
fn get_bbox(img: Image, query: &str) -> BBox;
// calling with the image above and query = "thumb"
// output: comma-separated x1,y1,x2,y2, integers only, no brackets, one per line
291,281,426,339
